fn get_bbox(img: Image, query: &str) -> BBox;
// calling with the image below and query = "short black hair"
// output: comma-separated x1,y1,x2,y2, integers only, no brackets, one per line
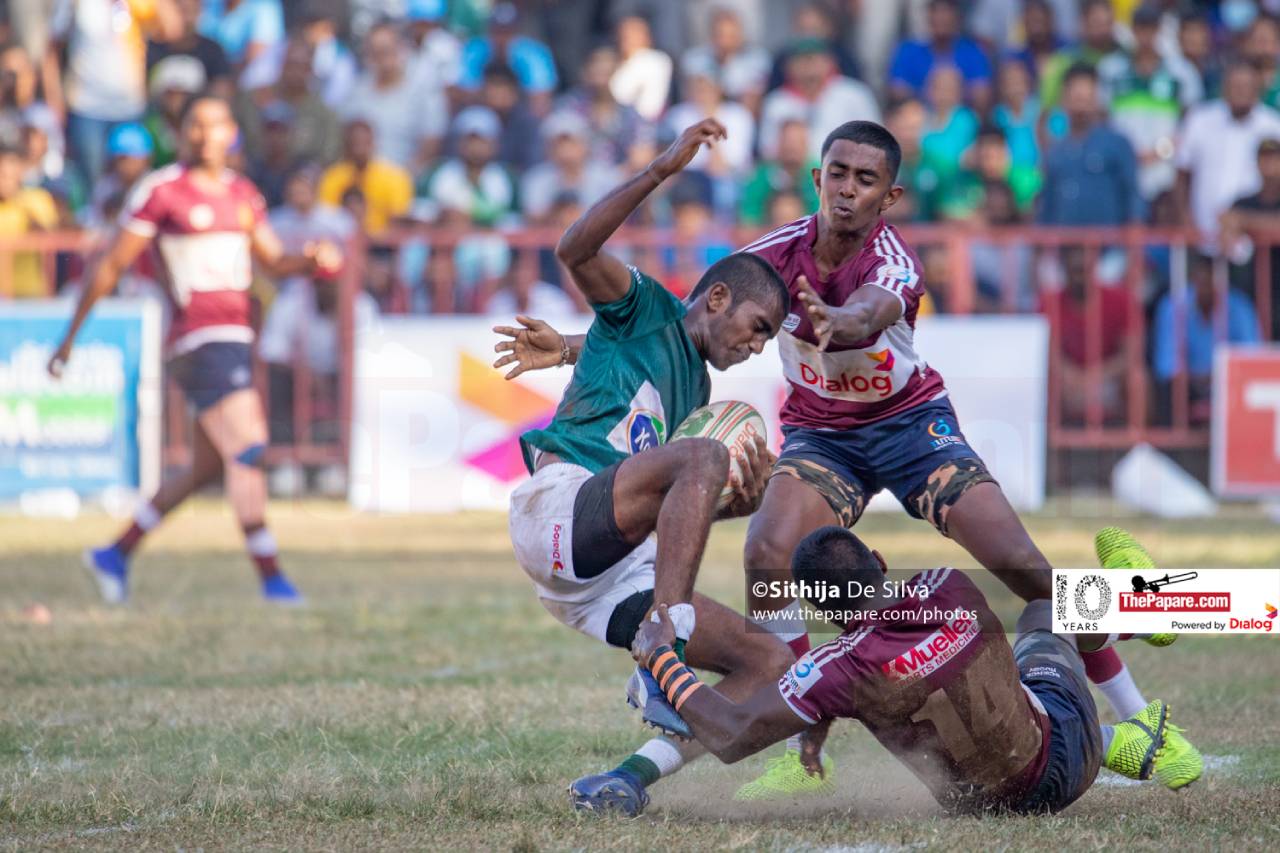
178,92,228,125
791,526,884,614
1061,61,1098,89
483,61,519,86
688,253,788,317
0,142,23,160
820,120,902,182
976,123,1006,143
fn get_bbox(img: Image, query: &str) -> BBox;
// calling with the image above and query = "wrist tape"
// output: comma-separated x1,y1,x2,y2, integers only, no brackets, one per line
646,644,704,710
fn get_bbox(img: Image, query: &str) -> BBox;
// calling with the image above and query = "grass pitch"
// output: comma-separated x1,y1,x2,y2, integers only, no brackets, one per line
2,499,1279,851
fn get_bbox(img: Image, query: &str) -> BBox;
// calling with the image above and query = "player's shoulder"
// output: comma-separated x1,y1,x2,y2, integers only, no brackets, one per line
738,215,814,262
226,170,267,200
129,163,187,201
867,220,920,269
904,566,975,598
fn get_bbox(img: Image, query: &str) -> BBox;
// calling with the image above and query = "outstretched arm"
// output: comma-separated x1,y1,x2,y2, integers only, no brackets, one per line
555,118,727,304
631,606,809,761
250,223,343,279
795,275,904,351
47,229,153,376
492,316,585,378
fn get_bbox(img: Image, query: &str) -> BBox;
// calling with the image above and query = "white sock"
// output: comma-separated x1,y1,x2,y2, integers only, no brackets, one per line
245,526,278,558
1096,666,1148,719
636,737,685,778
134,502,161,531
755,598,806,643
1100,724,1115,756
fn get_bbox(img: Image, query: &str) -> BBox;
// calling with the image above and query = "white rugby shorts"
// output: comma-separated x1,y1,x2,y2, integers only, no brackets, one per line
508,462,655,644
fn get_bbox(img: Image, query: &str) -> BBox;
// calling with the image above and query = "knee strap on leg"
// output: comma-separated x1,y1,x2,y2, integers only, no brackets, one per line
234,442,267,468
908,457,996,536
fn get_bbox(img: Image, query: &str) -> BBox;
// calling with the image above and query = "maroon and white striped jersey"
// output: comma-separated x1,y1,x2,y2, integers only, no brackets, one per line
778,569,1051,811
121,165,267,356
742,215,946,429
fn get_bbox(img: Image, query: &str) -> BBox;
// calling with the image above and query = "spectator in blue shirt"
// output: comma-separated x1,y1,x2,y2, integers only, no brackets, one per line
458,2,557,117
888,0,993,111
200,0,284,67
1152,250,1261,423
1038,63,1142,226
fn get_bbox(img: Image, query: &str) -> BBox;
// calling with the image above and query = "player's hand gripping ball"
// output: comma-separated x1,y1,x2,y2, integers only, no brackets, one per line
671,401,773,514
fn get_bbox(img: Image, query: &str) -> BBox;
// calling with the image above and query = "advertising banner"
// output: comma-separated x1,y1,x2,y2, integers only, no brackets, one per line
1213,346,1280,497
351,314,1048,513
0,300,162,504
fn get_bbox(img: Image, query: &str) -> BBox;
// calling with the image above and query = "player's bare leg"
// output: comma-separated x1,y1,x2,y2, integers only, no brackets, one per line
736,472,847,799
744,473,844,657
83,418,223,603
934,478,1160,728
609,437,729,611
572,592,794,816
198,389,300,603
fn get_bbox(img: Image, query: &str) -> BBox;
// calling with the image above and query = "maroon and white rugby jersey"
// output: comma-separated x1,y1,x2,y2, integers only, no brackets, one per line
778,569,1050,811
742,215,947,430
121,164,268,356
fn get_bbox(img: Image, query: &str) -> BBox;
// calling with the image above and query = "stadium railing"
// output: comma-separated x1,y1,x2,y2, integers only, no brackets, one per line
5,224,1278,486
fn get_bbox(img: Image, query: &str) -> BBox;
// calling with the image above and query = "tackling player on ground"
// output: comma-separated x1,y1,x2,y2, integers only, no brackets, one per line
630,526,1175,816
495,120,1201,794
505,119,799,815
48,95,341,604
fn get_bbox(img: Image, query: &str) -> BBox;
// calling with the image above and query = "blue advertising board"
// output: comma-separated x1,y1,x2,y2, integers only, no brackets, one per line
0,300,161,501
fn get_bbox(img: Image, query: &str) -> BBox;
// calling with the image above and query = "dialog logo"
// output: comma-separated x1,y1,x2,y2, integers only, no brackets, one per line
866,348,895,372
551,523,565,574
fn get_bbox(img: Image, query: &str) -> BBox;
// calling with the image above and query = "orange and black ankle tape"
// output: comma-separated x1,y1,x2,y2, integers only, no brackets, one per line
646,645,705,711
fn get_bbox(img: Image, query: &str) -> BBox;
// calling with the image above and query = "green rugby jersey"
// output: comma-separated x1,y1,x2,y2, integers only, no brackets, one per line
520,266,711,474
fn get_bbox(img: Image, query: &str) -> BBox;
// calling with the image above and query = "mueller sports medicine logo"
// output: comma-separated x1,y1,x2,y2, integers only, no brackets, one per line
882,613,980,682
550,523,565,574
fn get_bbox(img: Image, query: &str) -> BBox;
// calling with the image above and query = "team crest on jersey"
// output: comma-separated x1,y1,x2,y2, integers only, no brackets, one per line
782,313,802,333
783,652,825,697
188,203,215,231
882,265,919,288
607,381,667,456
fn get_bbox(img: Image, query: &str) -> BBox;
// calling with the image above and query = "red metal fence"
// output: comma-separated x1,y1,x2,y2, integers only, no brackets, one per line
4,224,1278,484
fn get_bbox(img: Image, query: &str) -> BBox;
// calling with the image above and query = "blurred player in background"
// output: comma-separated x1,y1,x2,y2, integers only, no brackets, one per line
493,119,1202,795
629,526,1174,816
47,95,341,605
504,119,798,816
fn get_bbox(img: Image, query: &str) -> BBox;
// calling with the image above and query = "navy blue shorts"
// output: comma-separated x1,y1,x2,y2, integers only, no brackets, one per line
1013,632,1103,814
775,399,994,531
169,342,254,412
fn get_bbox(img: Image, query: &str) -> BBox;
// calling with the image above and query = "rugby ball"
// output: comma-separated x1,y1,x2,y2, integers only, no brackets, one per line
671,400,768,509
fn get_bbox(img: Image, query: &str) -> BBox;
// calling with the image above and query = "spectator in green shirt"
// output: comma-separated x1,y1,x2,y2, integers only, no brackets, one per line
737,119,818,227
1039,0,1120,108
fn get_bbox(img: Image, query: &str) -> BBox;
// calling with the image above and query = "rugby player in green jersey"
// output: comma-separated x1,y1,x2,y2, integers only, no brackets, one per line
505,118,796,815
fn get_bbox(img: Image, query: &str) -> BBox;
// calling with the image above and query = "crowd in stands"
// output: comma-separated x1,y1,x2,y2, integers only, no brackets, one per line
3,0,1280,431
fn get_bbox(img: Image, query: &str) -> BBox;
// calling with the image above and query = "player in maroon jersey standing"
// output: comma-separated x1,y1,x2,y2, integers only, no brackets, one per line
492,119,1200,795
48,95,341,604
